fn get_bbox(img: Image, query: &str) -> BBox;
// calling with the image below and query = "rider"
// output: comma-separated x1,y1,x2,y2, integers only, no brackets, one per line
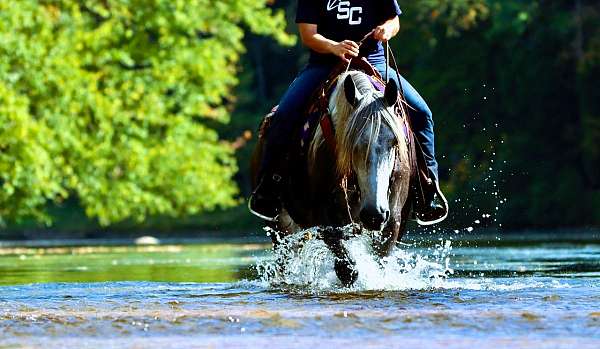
249,0,446,224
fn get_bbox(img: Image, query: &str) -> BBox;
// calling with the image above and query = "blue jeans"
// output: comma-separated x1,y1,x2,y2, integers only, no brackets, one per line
263,64,333,150
262,62,439,181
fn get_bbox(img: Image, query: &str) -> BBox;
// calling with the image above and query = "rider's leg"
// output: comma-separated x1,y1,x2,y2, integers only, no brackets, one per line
374,64,447,224
250,64,333,221
261,64,333,171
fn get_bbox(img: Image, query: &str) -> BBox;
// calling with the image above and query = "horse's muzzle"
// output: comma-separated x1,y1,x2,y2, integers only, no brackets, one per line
359,205,390,231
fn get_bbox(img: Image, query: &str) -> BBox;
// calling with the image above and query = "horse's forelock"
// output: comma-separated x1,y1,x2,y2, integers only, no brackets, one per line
339,73,404,175
309,71,405,177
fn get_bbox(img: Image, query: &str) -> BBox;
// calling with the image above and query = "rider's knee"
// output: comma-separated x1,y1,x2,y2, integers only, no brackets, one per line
416,102,433,122
410,105,434,130
424,105,433,121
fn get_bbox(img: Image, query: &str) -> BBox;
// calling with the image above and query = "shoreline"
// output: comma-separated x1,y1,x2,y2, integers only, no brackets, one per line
0,227,598,249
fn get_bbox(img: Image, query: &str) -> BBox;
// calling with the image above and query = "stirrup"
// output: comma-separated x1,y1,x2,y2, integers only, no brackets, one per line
248,195,279,222
415,181,449,226
247,174,282,222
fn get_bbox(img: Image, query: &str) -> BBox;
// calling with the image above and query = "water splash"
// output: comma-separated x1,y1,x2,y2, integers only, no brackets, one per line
255,226,456,292
253,226,577,293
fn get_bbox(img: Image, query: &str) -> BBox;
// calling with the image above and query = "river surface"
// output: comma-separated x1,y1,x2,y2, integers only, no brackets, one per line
0,230,599,348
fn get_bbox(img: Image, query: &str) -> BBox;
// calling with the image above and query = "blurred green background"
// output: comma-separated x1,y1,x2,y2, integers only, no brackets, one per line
1,0,598,239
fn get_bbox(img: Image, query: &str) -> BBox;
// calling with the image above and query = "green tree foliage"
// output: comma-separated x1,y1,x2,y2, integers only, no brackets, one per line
3,0,597,234
417,0,490,36
0,0,292,226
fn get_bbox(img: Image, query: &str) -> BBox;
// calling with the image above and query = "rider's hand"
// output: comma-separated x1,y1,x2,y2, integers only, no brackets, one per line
330,40,359,63
374,24,394,42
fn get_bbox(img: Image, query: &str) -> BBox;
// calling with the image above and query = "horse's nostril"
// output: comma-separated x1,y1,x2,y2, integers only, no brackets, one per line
359,209,369,225
360,207,387,230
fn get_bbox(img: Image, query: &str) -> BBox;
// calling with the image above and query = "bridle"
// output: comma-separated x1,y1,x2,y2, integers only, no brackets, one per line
338,28,424,224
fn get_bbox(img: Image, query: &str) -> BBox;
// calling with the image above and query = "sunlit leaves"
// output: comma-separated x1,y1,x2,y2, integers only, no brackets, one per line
0,0,291,225
417,0,490,36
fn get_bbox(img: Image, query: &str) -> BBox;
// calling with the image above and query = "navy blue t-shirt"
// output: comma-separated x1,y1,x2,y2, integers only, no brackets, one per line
296,0,402,65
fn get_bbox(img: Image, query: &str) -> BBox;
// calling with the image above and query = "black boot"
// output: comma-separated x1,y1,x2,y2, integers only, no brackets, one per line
415,179,448,226
248,146,287,222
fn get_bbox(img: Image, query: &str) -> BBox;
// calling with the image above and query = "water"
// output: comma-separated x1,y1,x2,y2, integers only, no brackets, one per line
1,231,599,348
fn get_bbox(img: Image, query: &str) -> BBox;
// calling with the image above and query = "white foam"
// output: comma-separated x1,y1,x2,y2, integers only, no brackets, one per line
255,226,457,292
253,226,573,293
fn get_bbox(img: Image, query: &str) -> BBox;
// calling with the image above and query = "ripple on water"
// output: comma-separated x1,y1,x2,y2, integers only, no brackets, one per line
1,233,600,348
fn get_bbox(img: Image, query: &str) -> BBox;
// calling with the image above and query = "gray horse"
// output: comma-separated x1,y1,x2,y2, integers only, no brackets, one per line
251,70,413,286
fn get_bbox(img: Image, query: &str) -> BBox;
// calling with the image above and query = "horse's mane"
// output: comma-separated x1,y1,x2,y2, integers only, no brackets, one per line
309,71,405,176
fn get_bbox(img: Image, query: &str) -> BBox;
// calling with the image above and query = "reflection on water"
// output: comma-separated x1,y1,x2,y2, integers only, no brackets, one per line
0,243,266,285
0,232,599,348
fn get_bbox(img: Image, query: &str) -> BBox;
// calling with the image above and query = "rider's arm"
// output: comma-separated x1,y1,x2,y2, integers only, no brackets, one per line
374,16,400,42
298,23,359,63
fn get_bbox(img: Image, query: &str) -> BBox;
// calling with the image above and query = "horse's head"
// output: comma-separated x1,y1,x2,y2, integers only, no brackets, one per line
329,72,406,231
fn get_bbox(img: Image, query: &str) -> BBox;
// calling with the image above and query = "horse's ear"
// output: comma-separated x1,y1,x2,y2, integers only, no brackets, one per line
344,75,359,107
384,79,399,106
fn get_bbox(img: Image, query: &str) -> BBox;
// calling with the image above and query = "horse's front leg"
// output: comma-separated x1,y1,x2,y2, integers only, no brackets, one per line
321,226,358,287
372,224,400,259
